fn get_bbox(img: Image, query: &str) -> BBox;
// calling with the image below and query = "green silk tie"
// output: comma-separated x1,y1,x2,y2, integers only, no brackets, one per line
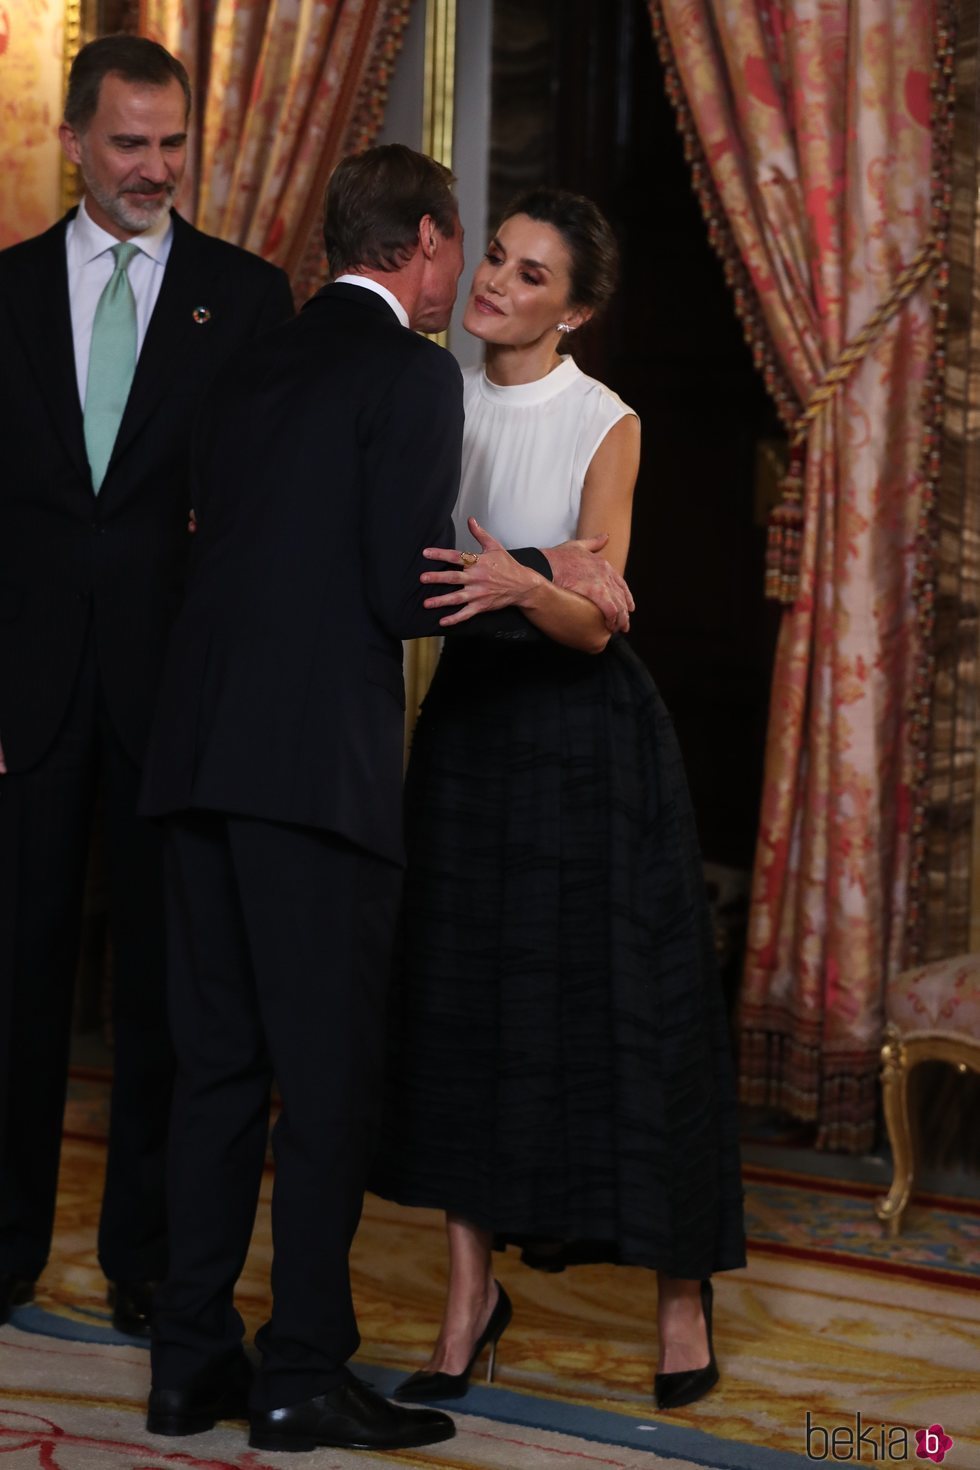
83,241,140,492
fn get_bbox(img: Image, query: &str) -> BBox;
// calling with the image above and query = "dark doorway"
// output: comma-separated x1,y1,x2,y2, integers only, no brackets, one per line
489,0,782,874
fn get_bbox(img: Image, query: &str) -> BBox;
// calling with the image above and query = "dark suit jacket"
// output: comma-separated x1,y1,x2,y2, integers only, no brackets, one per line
140,283,550,866
0,208,294,771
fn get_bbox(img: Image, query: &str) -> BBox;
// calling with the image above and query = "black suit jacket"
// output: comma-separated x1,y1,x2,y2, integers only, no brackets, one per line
140,283,550,866
0,209,294,771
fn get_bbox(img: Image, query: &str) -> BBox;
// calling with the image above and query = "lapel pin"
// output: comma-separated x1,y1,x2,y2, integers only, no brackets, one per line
192,306,212,325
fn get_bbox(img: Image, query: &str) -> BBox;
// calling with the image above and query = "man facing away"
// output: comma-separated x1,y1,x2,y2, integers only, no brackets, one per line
0,36,293,1338
139,144,631,1453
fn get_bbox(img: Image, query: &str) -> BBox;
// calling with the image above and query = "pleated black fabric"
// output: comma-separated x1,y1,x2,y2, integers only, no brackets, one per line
371,635,746,1277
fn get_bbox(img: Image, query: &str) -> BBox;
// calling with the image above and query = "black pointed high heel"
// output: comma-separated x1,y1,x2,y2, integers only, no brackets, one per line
654,1279,719,1411
393,1282,513,1402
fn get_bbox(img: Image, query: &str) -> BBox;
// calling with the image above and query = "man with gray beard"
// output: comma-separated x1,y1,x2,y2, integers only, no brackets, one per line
0,35,293,1337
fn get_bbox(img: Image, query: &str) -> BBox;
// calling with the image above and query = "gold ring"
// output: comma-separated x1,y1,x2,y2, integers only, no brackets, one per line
459,551,479,567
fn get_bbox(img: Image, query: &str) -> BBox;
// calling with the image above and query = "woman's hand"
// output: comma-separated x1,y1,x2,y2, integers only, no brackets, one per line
421,517,543,626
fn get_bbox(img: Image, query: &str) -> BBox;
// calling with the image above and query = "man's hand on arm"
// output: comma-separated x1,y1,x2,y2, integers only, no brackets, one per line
420,519,636,634
542,536,635,633
423,518,623,654
421,519,544,626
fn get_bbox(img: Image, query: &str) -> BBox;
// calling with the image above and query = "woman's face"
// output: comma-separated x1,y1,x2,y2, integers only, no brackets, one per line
462,213,591,347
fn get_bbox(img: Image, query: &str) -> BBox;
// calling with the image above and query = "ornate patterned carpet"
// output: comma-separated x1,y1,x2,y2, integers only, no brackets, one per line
0,1071,977,1469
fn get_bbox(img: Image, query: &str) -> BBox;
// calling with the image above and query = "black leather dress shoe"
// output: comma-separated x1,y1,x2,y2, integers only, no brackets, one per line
107,1280,157,1337
147,1353,252,1437
248,1374,455,1453
0,1277,35,1326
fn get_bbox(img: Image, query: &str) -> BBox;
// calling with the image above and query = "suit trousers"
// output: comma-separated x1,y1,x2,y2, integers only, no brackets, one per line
0,626,171,1282
151,812,401,1410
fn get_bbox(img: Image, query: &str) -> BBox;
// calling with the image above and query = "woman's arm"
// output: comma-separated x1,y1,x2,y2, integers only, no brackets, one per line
575,412,640,579
425,414,639,653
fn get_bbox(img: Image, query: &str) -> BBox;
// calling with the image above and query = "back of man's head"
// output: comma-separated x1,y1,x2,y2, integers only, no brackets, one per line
324,145,457,279
65,34,191,130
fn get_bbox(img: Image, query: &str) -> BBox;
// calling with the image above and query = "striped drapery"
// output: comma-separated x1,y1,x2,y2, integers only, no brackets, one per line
143,0,411,291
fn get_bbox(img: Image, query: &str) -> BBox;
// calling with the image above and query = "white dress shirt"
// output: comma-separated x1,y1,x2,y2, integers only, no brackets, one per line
334,273,409,328
66,197,174,408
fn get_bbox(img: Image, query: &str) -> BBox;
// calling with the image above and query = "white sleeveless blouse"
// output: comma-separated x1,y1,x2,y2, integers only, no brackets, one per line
452,357,638,552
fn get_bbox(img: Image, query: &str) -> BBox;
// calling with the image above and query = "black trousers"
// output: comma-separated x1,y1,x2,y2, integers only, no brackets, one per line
151,812,401,1411
0,629,172,1283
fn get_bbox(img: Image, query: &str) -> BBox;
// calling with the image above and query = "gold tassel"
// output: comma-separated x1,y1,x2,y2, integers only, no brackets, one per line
765,442,805,605
761,238,940,607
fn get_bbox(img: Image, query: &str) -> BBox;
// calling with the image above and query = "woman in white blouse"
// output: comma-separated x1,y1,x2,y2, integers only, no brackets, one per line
371,189,745,1412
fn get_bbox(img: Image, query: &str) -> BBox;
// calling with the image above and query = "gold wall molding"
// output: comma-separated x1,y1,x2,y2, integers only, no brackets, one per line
914,0,980,959
59,0,86,215
901,0,980,1170
422,0,455,169
420,0,456,358
964,0,980,952
404,0,457,747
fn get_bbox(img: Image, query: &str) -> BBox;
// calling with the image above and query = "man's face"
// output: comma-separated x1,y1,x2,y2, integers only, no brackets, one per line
412,215,465,334
60,72,188,240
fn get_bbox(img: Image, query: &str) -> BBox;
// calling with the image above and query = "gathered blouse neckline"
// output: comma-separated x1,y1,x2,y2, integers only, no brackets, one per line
475,355,581,406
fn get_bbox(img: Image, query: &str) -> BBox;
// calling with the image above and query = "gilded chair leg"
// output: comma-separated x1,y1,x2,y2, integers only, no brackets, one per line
875,1027,913,1237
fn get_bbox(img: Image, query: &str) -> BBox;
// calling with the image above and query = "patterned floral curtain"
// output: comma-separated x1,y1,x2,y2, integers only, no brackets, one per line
648,0,946,1149
143,0,411,290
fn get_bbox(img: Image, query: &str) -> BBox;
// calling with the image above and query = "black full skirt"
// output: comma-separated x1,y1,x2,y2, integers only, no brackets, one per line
371,636,745,1277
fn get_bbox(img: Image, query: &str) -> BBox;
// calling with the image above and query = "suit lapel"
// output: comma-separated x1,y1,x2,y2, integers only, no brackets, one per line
102,212,213,494
8,214,90,484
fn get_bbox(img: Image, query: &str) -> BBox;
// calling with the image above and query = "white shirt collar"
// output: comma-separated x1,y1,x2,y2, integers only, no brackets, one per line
334,274,410,329
72,194,174,266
